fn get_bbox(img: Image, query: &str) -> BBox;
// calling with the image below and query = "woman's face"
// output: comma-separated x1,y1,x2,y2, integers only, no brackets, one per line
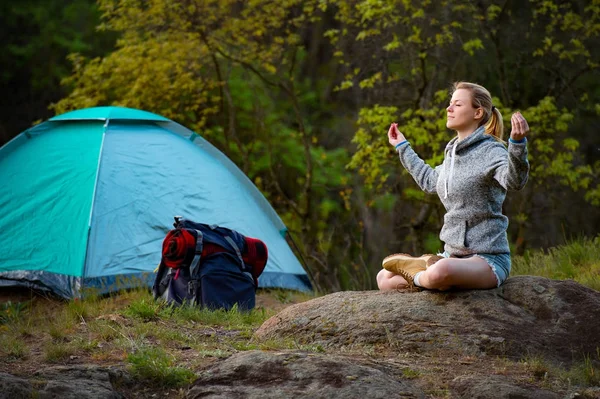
446,89,481,131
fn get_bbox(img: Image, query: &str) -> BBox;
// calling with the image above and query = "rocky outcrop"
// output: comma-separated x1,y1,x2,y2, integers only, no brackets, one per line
449,375,561,399
255,276,600,365
187,351,424,398
0,366,124,399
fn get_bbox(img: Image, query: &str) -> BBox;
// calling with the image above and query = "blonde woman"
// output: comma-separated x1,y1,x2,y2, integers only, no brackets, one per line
377,82,530,291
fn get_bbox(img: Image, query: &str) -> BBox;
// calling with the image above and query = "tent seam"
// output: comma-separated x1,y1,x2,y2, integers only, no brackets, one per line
80,118,109,296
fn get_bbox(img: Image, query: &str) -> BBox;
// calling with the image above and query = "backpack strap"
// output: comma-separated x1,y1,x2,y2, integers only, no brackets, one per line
223,236,243,265
206,225,244,267
189,229,204,277
214,227,255,287
223,235,255,286
185,229,203,304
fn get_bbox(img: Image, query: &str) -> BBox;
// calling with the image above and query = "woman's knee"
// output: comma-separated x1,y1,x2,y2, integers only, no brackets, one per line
376,268,389,289
376,268,388,282
426,259,452,286
376,269,407,291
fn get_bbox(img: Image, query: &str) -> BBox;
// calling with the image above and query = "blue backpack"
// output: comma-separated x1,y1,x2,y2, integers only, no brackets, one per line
152,217,267,311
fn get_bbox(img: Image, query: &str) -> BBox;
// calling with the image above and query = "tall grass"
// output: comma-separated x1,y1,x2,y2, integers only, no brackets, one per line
0,300,30,324
512,235,600,291
522,349,600,387
127,346,196,387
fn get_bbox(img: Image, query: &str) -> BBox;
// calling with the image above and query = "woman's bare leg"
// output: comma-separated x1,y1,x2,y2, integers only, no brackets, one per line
376,269,410,291
417,256,497,290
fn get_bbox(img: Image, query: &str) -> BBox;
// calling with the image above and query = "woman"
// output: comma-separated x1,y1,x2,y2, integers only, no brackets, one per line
377,81,530,291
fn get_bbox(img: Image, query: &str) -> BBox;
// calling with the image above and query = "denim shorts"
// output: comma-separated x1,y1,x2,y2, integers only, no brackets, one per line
438,251,511,287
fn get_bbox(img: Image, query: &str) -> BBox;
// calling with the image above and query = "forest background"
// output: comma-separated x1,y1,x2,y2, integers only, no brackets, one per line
1,0,599,293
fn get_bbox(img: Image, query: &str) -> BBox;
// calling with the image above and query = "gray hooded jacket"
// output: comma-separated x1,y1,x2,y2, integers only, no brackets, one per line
397,126,529,256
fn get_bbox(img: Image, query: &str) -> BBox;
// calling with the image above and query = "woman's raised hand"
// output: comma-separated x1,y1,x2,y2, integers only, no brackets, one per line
510,112,530,142
388,123,406,147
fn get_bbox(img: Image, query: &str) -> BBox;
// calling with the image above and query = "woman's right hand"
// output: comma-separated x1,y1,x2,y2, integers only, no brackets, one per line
388,123,407,147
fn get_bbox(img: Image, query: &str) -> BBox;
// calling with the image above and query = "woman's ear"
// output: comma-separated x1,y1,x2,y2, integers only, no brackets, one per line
474,107,484,121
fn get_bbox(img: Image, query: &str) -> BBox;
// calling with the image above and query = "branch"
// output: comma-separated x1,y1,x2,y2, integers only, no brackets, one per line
205,41,314,231
198,31,250,172
555,65,594,100
265,139,304,219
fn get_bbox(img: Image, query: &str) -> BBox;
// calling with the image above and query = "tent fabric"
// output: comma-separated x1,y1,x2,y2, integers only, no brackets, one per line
0,106,311,298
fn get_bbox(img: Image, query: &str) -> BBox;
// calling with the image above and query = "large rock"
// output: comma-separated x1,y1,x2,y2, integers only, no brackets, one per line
186,350,424,399
255,276,600,365
0,372,33,399
450,375,561,399
0,366,124,399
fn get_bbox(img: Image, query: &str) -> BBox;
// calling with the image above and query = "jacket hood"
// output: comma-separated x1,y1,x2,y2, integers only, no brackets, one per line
445,125,491,154
443,126,492,199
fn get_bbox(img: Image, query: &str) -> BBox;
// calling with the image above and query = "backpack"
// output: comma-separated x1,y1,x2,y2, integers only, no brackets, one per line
152,217,268,310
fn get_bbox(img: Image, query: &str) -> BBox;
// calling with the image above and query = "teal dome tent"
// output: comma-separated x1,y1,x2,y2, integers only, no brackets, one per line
0,106,311,298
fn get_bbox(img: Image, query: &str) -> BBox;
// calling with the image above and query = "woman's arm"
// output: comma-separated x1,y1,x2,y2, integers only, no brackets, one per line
388,123,440,194
493,112,530,190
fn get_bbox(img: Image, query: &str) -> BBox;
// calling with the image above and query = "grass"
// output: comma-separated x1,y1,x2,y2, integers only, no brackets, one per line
1,335,28,359
0,300,31,324
512,235,600,291
522,349,600,388
44,342,77,363
0,287,316,389
127,346,196,388
401,367,422,379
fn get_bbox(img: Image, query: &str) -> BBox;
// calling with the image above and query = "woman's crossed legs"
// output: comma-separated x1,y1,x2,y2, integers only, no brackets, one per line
377,255,497,291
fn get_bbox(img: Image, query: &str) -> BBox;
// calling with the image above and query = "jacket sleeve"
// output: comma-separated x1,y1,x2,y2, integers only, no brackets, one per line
397,143,441,194
492,140,529,190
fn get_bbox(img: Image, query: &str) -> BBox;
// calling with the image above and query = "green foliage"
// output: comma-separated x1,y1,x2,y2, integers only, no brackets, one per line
574,352,600,386
124,298,163,321
512,235,600,291
0,301,30,325
0,0,116,145
127,346,196,388
348,105,398,191
67,295,102,321
44,342,77,363
401,367,422,379
519,97,595,193
164,302,270,330
0,287,322,386
531,0,600,68
523,350,600,388
0,0,114,89
48,316,74,342
462,38,484,56
423,232,443,255
0,335,28,360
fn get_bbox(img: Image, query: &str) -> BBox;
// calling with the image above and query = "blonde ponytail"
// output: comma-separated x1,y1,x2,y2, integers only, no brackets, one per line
485,106,504,142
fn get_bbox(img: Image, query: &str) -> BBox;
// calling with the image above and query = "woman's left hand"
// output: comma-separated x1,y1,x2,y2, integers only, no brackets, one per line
510,112,530,141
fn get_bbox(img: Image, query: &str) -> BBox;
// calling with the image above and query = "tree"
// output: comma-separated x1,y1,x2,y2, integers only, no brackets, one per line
330,0,599,255
0,0,115,145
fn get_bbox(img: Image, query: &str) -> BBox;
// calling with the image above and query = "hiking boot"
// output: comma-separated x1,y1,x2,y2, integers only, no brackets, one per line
382,254,443,288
